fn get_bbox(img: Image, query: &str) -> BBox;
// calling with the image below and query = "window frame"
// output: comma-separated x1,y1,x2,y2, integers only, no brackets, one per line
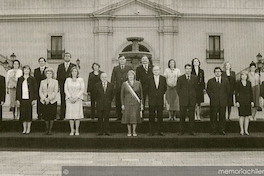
206,33,224,63
47,33,65,63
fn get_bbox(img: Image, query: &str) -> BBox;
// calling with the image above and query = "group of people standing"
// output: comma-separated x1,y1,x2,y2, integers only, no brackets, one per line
0,52,262,137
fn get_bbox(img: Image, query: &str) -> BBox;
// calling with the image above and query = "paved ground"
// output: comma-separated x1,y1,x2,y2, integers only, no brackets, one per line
0,151,264,175
1,106,264,176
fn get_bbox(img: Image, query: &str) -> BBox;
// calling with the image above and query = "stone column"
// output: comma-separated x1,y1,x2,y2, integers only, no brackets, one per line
158,17,178,72
93,18,114,77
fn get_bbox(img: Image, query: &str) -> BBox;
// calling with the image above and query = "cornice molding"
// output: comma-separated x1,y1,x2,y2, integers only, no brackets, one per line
182,13,264,21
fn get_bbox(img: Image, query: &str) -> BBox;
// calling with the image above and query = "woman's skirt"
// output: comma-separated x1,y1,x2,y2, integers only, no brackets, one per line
121,104,142,124
165,86,179,111
19,99,32,122
252,85,260,107
238,105,252,117
9,88,18,108
65,99,84,120
42,102,57,121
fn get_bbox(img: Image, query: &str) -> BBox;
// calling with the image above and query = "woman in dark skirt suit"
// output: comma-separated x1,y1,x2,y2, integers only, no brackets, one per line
222,61,236,121
191,58,205,121
87,63,103,120
39,68,58,135
236,71,254,135
16,65,37,134
121,70,143,137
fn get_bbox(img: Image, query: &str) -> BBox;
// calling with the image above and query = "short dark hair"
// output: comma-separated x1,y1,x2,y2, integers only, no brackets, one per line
91,62,100,70
12,59,20,67
214,67,222,72
168,59,176,68
64,52,71,58
118,55,125,59
38,57,46,62
250,61,256,68
185,64,192,68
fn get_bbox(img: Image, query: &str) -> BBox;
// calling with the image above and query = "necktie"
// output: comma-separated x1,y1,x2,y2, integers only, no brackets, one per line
121,65,124,69
103,83,107,92
65,63,69,71
144,65,148,72
155,76,159,88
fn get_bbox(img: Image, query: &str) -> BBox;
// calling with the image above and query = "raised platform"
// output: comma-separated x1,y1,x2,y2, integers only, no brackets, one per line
0,132,264,151
0,120,264,151
1,119,264,133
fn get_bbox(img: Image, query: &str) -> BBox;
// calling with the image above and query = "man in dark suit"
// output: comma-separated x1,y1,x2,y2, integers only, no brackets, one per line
148,66,167,136
0,74,6,130
34,57,47,120
177,64,198,136
57,52,76,120
207,67,230,135
111,55,132,121
94,73,115,135
136,55,153,117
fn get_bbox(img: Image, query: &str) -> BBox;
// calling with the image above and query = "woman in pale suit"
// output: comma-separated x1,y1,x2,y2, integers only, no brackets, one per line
39,68,58,135
6,60,22,120
65,67,84,136
121,70,143,137
164,59,181,120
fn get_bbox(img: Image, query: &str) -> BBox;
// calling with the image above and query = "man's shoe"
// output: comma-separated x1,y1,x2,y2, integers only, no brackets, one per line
190,132,196,136
178,132,184,136
220,131,226,135
158,132,164,136
211,131,217,135
97,133,104,136
115,117,122,121
149,133,154,136
105,132,111,136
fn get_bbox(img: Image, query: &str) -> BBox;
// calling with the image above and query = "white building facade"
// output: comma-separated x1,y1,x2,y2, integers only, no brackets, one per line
0,0,264,84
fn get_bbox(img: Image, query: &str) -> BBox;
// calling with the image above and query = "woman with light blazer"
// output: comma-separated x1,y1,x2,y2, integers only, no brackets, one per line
39,68,58,135
16,65,37,134
65,67,85,136
7,60,22,120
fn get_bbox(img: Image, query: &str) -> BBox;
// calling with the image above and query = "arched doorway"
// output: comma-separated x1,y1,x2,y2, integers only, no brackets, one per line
119,37,152,70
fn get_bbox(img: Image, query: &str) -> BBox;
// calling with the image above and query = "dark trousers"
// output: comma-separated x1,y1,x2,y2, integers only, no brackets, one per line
179,105,195,133
142,89,148,116
98,110,110,133
115,91,122,118
36,99,43,119
90,92,96,118
0,105,2,130
149,105,163,133
60,88,66,120
210,105,226,133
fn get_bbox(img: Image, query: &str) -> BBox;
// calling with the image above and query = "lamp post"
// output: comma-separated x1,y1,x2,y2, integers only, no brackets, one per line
10,53,16,61
256,53,264,111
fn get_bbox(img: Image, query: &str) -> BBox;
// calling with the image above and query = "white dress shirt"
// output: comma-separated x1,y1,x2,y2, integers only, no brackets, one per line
154,75,159,88
22,79,29,99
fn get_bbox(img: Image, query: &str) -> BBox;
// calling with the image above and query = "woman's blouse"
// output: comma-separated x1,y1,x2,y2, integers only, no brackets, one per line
6,69,23,88
164,68,181,87
22,78,29,99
